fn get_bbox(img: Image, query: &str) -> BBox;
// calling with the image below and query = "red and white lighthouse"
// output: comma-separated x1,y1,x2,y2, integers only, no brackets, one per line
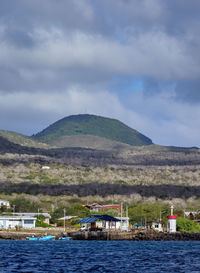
167,204,178,233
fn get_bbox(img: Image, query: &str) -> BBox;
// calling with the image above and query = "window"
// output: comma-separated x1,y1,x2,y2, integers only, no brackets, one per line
24,220,34,224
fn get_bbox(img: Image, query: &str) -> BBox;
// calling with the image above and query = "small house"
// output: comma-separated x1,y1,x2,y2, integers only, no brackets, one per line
0,199,10,208
83,203,121,213
0,216,36,229
152,221,163,232
114,217,129,231
12,213,51,225
78,215,121,231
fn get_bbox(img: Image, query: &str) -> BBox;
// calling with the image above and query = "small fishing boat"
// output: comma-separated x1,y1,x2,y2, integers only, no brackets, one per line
28,236,38,241
27,235,55,241
38,235,55,241
58,237,72,240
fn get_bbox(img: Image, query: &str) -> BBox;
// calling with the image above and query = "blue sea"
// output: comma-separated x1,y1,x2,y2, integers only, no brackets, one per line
0,240,199,272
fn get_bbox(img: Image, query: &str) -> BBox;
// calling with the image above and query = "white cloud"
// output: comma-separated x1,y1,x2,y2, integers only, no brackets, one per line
0,27,198,92
0,87,199,147
0,1,200,146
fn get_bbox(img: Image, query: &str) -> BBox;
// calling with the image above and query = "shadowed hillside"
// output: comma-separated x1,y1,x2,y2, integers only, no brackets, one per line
1,182,200,199
0,136,200,167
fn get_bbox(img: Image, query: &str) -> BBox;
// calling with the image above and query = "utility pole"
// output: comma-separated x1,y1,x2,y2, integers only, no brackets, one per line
38,208,40,216
64,208,66,233
120,202,123,231
13,205,15,215
126,204,128,231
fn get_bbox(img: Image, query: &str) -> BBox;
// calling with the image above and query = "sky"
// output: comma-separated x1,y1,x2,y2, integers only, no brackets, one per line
0,0,200,147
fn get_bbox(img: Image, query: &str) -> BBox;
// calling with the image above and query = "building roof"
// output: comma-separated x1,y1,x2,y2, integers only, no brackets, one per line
0,216,36,220
78,215,121,224
78,217,100,224
116,217,129,221
12,213,51,218
58,216,78,220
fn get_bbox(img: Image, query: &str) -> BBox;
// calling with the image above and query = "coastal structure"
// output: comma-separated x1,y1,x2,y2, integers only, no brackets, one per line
167,204,178,233
184,211,199,219
0,199,10,208
78,215,121,231
116,217,129,231
0,216,36,229
152,221,163,232
58,216,78,221
83,203,121,213
12,212,51,225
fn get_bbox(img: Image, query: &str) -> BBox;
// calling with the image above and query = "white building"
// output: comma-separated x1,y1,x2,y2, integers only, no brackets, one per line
0,216,36,229
184,211,199,218
103,217,129,231
12,213,51,225
42,166,50,170
152,221,163,232
167,205,178,233
0,199,10,208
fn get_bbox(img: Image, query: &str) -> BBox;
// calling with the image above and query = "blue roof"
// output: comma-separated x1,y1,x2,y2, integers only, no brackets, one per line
78,215,120,224
78,217,100,224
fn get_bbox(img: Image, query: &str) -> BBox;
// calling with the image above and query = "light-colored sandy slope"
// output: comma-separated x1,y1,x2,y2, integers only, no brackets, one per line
44,134,133,150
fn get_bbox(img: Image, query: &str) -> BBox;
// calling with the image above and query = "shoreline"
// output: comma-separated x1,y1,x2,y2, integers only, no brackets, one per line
1,230,200,241
68,231,200,241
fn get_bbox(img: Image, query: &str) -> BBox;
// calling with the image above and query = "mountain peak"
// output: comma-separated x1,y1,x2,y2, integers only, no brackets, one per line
34,114,153,146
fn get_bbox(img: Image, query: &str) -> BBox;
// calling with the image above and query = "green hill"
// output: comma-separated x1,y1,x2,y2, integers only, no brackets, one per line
33,114,153,146
0,130,50,148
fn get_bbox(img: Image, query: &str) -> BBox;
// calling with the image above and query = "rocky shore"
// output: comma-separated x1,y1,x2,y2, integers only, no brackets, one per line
0,229,62,240
68,231,200,241
1,230,200,240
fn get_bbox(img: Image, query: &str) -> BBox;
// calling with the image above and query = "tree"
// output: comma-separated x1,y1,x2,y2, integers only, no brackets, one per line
177,217,200,232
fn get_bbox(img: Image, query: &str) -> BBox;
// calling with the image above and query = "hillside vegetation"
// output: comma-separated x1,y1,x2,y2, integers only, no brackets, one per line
0,130,50,148
40,134,133,150
0,115,200,212
34,114,153,146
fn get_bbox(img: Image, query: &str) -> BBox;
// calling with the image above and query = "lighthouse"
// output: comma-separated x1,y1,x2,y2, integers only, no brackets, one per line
167,204,178,233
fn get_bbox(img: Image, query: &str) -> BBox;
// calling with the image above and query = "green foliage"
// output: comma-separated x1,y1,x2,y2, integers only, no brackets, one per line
50,203,87,224
41,176,60,184
34,114,152,146
20,174,37,180
0,129,50,148
177,217,200,232
11,198,39,213
36,215,50,227
115,180,126,184
128,203,170,225
0,205,12,213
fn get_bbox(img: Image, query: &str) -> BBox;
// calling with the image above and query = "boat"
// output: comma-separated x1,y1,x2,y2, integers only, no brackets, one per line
38,235,55,241
27,235,55,241
58,237,72,240
28,236,38,241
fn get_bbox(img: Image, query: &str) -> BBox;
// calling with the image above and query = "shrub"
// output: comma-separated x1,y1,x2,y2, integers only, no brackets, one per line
36,215,50,227
177,217,200,232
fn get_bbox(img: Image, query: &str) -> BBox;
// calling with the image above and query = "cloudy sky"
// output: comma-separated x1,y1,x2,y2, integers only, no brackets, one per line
0,0,200,147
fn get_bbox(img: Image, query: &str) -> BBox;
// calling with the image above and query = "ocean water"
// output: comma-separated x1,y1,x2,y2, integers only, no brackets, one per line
0,240,199,273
